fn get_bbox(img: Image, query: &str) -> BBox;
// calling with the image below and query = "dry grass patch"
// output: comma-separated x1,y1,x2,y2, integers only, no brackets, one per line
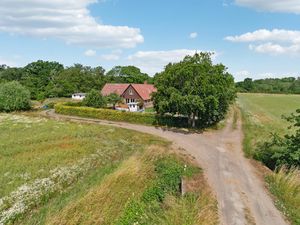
47,154,153,225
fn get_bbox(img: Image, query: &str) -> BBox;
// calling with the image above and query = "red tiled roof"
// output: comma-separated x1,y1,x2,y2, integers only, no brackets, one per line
101,83,130,96
101,83,157,101
131,84,157,100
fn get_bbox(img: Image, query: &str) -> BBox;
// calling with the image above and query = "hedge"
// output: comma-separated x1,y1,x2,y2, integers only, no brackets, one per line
54,104,205,128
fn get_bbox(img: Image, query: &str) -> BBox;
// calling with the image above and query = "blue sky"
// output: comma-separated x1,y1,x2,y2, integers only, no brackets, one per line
0,0,300,81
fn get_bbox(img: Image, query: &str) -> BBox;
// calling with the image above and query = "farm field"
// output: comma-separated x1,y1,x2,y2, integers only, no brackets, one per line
237,93,300,157
0,113,217,225
237,93,300,225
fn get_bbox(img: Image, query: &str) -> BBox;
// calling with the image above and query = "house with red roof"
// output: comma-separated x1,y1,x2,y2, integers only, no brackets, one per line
101,82,156,112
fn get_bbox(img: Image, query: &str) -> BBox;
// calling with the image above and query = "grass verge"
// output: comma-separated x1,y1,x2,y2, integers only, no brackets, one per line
266,168,300,225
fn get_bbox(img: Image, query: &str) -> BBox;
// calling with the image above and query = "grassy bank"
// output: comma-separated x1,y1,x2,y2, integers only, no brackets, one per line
0,113,218,224
237,93,300,224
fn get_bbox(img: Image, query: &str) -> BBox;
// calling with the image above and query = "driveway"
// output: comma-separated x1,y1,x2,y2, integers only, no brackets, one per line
44,110,288,225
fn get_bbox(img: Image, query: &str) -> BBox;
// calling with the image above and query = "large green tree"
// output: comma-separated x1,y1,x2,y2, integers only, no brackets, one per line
153,53,236,127
47,65,106,97
0,81,31,112
21,60,64,100
106,66,153,84
83,89,107,108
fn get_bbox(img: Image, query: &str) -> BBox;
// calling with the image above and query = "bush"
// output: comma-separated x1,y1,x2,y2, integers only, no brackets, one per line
54,103,209,128
82,89,106,108
255,109,300,170
0,81,31,112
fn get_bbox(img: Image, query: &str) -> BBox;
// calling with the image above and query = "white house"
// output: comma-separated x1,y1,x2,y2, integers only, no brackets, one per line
72,93,86,100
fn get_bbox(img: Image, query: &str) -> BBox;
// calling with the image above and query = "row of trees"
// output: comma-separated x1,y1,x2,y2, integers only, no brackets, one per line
236,77,300,94
0,53,236,129
0,62,153,100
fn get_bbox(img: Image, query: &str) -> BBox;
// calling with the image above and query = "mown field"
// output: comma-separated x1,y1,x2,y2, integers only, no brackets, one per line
0,113,217,225
238,93,300,225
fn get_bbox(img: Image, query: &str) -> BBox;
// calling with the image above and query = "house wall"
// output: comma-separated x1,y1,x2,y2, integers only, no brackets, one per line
122,86,143,102
72,95,85,100
121,85,154,109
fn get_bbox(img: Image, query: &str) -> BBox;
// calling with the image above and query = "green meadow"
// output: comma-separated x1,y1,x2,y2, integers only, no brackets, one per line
0,113,217,225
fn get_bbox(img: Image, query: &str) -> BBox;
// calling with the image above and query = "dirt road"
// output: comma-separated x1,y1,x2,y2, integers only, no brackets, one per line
44,110,288,225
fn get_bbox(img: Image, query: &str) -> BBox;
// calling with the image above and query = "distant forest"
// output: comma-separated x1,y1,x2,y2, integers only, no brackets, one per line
236,77,300,94
0,61,153,100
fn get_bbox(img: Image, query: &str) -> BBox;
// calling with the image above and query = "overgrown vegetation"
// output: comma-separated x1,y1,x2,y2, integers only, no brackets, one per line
266,168,300,225
0,113,218,224
0,81,31,112
153,53,236,127
255,109,300,170
236,77,300,94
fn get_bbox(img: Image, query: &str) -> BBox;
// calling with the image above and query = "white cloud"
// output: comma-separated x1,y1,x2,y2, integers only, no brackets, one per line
189,32,198,39
84,49,96,57
225,29,300,44
0,0,144,48
226,29,300,55
249,43,300,55
235,0,300,14
127,49,216,75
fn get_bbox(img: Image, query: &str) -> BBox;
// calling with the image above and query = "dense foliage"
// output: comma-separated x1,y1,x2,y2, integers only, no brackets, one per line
82,89,106,108
153,53,236,127
0,81,31,112
106,66,153,84
0,62,152,100
236,77,300,94
255,109,300,170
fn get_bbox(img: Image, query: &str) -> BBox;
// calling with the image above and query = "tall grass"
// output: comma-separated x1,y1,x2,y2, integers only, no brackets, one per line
266,167,300,225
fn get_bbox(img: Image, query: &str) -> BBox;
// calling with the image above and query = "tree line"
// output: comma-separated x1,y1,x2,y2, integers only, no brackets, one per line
236,77,300,94
0,62,153,100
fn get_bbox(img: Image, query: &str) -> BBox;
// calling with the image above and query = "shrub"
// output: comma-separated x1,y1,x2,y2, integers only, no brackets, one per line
82,89,106,108
255,109,300,170
54,103,209,128
0,81,31,112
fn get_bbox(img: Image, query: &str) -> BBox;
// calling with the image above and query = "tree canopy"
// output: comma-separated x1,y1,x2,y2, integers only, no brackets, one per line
106,66,153,84
0,81,31,112
152,53,236,127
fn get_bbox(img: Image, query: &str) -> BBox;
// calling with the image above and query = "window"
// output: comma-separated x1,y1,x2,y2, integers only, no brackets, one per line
129,89,133,95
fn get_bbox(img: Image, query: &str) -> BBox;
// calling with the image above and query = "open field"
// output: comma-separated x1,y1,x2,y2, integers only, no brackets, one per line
237,93,300,156
0,113,217,225
238,93,300,225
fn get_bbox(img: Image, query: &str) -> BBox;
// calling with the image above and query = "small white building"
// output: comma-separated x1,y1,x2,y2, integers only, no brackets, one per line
72,93,86,100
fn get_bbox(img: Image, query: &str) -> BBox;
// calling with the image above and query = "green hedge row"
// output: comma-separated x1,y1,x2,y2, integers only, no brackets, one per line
54,104,204,128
